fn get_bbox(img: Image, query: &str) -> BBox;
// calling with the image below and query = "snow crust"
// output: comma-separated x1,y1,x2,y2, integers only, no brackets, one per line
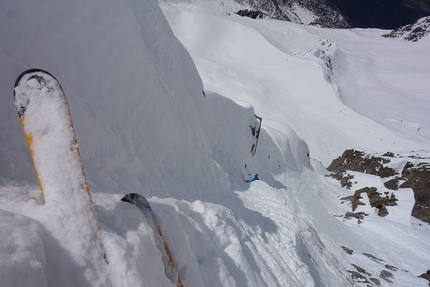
0,0,430,286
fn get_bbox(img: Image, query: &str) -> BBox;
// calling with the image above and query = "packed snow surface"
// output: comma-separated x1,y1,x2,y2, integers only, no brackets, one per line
1,0,430,286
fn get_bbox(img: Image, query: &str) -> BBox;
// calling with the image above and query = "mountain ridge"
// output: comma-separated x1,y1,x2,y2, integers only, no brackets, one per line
233,0,430,28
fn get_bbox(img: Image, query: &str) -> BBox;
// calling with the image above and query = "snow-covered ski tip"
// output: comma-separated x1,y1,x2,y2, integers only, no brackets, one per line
13,69,92,204
122,193,185,287
13,67,100,228
13,69,110,282
14,69,67,117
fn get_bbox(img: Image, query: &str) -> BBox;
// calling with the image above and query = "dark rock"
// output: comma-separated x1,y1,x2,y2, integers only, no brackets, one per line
236,9,267,19
351,264,371,276
327,149,395,178
328,172,354,189
380,270,394,282
344,211,368,220
384,178,400,190
385,264,398,271
340,174,354,189
403,161,414,172
378,205,389,217
382,16,430,41
400,162,430,223
343,194,365,212
348,270,366,280
369,277,381,286
420,270,430,283
235,0,350,28
365,187,397,208
327,149,364,173
342,186,397,216
329,149,430,223
383,152,395,157
348,269,372,285
363,253,385,262
386,194,398,206
351,187,374,211
341,246,353,255
369,191,398,208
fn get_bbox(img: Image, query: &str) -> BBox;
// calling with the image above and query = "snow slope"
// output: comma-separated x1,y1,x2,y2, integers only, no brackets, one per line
161,1,430,166
1,0,430,286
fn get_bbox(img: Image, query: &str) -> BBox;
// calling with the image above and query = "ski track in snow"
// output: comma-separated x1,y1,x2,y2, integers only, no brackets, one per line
1,0,430,286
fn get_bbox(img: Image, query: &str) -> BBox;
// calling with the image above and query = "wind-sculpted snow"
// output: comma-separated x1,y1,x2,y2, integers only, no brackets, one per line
1,0,430,286
161,1,430,286
161,2,430,165
0,0,312,285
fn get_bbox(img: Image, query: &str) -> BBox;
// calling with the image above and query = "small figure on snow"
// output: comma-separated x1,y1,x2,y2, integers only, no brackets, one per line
246,174,259,183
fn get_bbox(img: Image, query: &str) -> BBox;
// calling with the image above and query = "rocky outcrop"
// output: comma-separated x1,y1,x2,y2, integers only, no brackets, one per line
342,249,409,286
419,270,430,284
343,211,368,222
399,162,430,223
234,0,350,28
236,9,268,19
234,0,430,29
382,16,430,41
328,149,395,178
328,149,430,223
340,186,397,217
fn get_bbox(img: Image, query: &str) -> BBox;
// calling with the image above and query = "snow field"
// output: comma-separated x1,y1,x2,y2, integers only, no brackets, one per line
0,0,430,286
160,2,430,285
161,1,430,165
1,0,311,285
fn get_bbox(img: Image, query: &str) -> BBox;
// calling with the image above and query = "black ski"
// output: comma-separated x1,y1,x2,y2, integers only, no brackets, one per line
121,193,184,287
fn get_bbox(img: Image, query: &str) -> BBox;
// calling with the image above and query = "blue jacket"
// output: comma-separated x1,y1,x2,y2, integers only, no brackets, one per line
246,175,259,183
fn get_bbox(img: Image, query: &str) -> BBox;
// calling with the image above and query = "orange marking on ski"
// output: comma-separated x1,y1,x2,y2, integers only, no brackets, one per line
20,116,45,203
155,221,184,287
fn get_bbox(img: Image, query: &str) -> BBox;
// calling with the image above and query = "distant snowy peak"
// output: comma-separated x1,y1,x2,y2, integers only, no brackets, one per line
235,0,349,28
382,16,430,41
169,0,349,27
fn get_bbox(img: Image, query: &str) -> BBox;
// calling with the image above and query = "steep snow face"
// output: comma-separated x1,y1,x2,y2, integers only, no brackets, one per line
0,0,219,200
2,0,430,286
161,2,430,165
160,2,430,285
0,0,301,203
0,0,313,286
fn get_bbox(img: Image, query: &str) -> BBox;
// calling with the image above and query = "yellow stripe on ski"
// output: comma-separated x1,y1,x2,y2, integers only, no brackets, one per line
121,193,184,286
155,222,185,287
19,116,45,203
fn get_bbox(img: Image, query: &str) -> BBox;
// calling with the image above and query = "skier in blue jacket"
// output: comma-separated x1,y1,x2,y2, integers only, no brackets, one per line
246,174,259,183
